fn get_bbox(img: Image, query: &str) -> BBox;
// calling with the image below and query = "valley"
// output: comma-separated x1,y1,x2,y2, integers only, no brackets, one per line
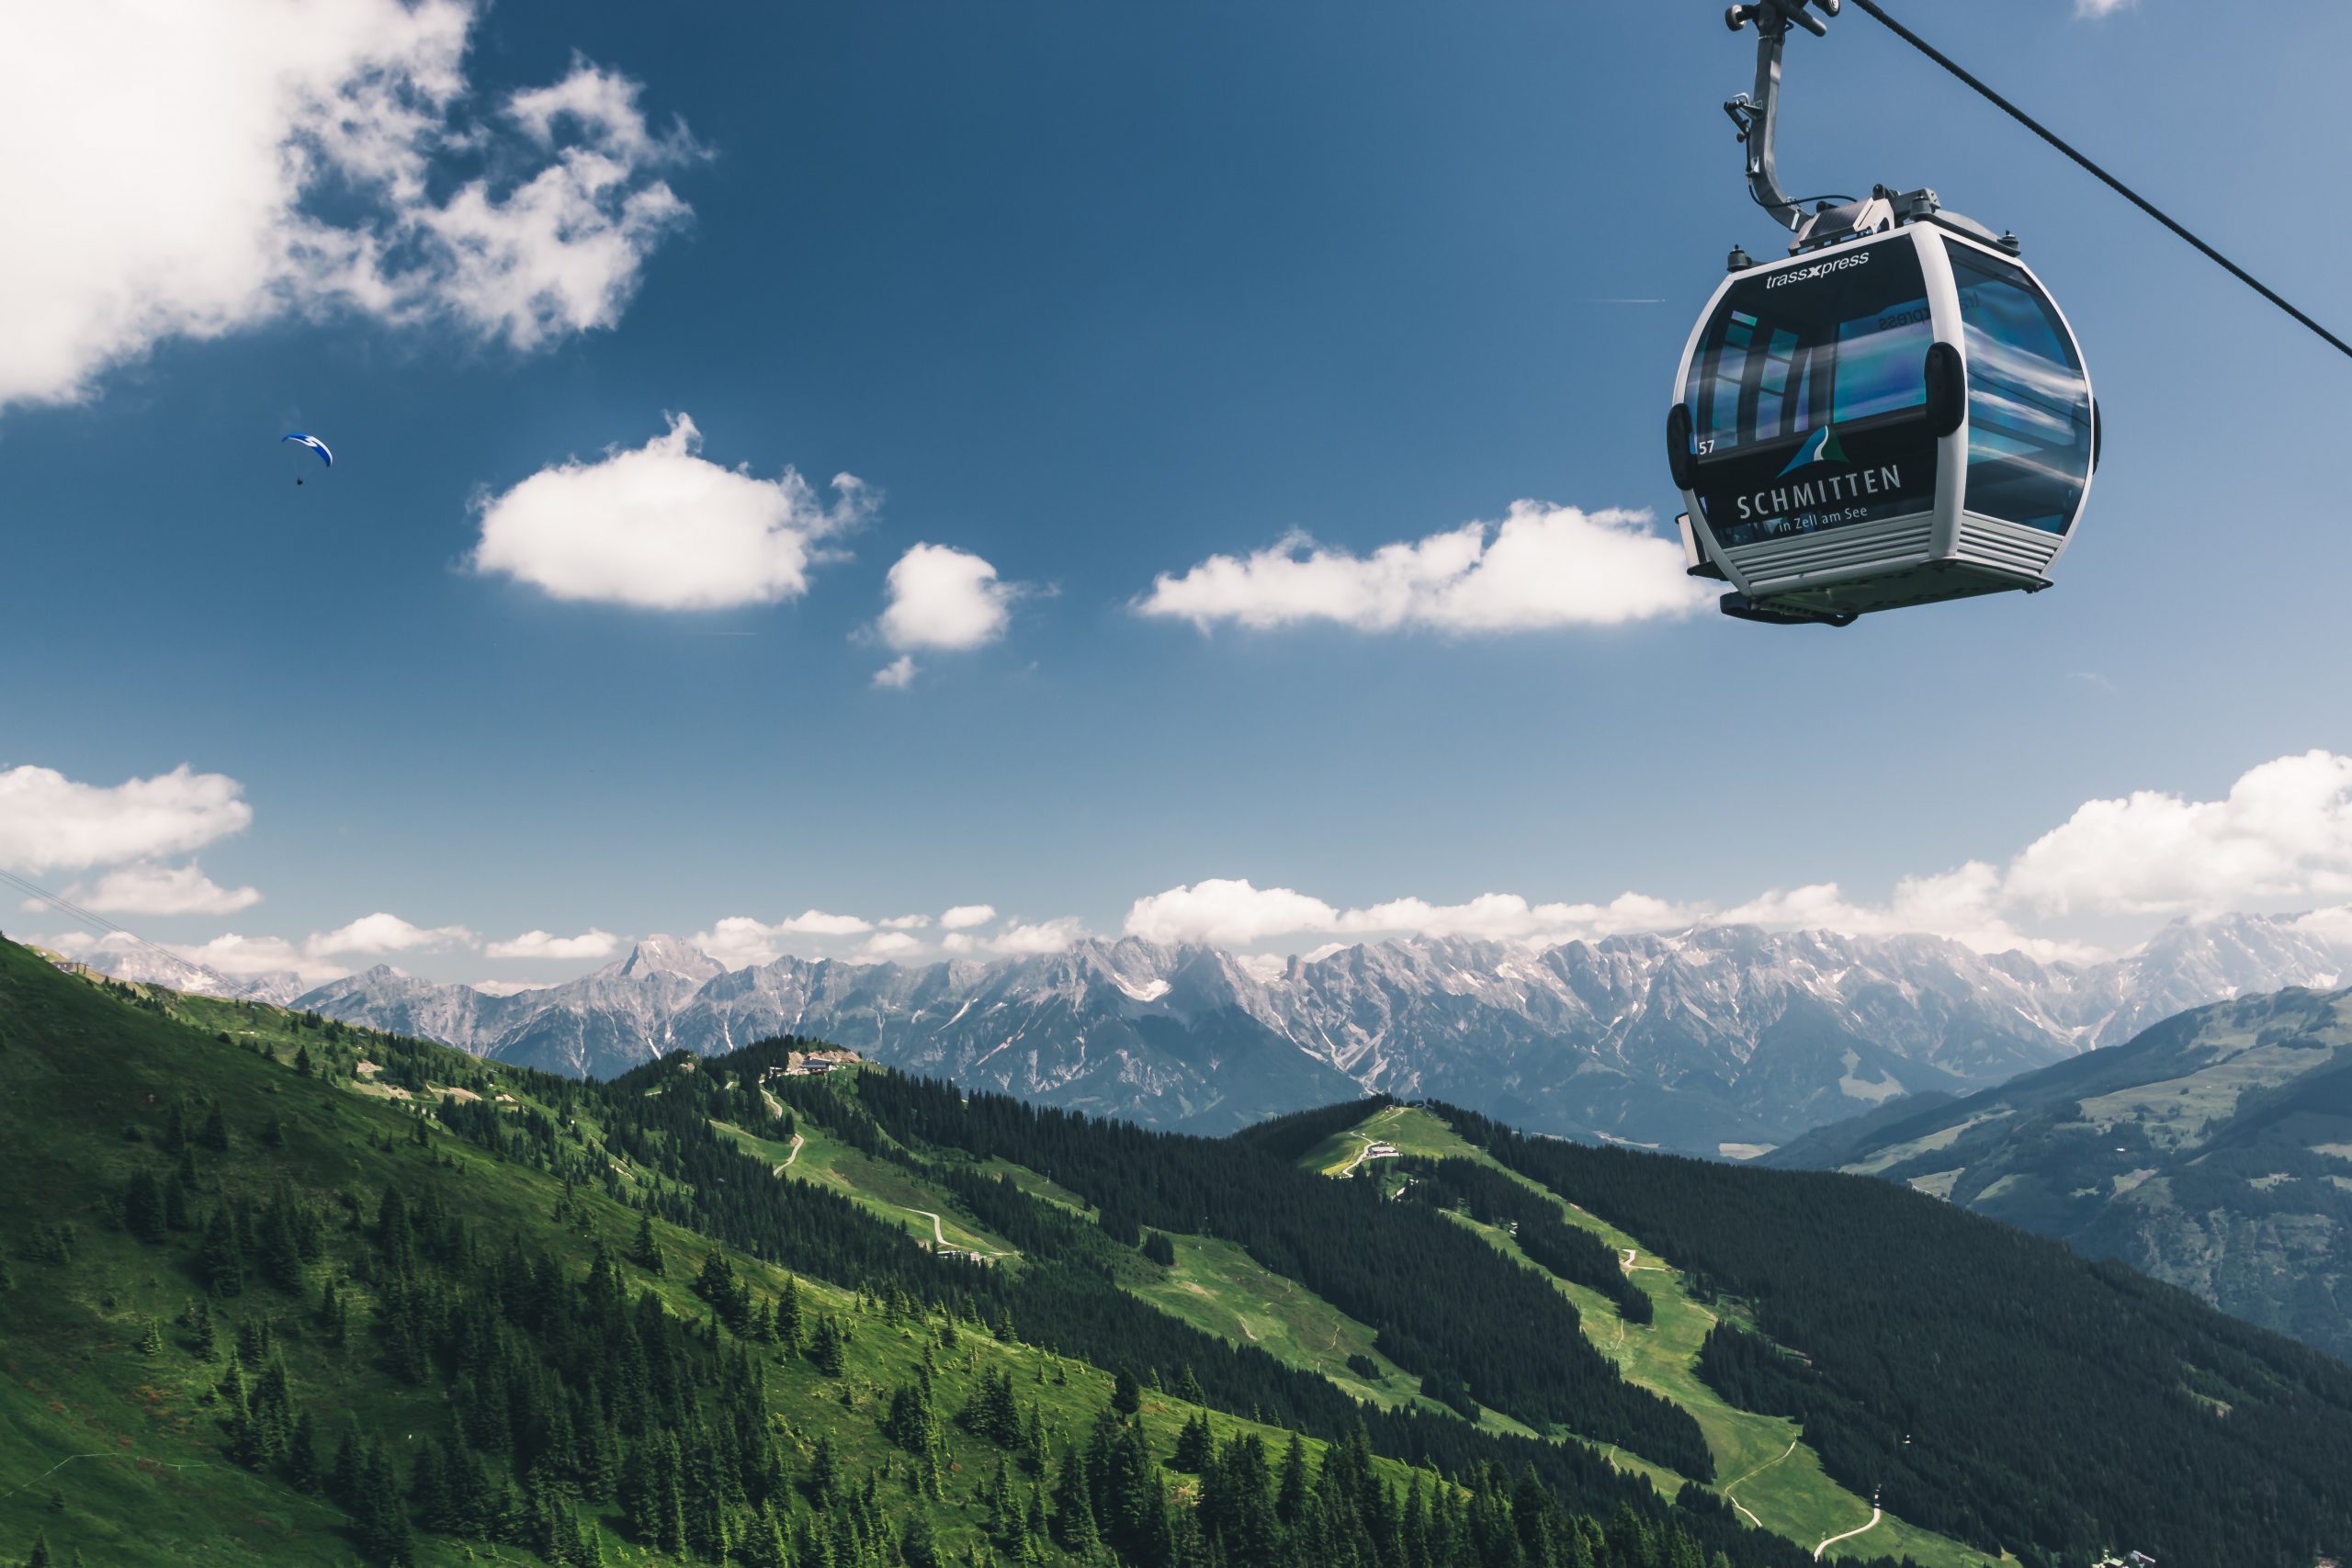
93,912,2352,1156
8,938,2350,1567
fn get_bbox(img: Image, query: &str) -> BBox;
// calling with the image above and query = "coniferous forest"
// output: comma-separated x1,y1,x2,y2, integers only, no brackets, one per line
0,941,1848,1568
7,938,2351,1568
1429,1101,2352,1568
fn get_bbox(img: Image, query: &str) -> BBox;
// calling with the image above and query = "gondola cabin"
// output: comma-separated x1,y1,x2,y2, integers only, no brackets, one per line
1667,216,2095,625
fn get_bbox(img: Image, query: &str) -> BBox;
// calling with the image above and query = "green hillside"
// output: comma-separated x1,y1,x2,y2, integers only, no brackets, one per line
1770,985,2352,1359
0,940,1826,1568
1301,1106,1979,1568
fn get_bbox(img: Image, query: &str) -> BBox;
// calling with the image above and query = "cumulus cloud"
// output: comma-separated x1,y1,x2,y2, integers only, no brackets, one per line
691,916,790,969
1125,880,1342,947
69,862,262,917
980,918,1088,956
2076,0,2133,17
471,414,870,610
307,912,475,958
861,931,925,961
484,928,621,961
940,904,997,931
1136,502,1709,635
879,544,1021,650
1123,880,1702,951
871,544,1023,686
0,4,697,409
0,763,252,873
686,909,875,968
1119,754,2352,964
2003,751,2352,919
47,929,348,987
878,914,931,930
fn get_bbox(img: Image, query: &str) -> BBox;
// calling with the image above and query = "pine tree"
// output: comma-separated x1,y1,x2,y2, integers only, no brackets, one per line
808,1314,847,1376
1048,1444,1099,1553
198,1103,231,1153
198,1209,243,1298
629,1211,665,1276
775,1274,803,1352
1172,1414,1215,1473
294,1043,312,1076
1113,1367,1142,1416
137,1318,164,1356
122,1169,164,1242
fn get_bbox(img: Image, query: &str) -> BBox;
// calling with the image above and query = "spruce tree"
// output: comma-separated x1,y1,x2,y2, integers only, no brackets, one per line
629,1211,665,1276
122,1169,164,1242
198,1209,243,1297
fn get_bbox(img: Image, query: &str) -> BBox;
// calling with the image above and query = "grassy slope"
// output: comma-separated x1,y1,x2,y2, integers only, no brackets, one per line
714,1118,1017,1259
0,947,1413,1566
1313,1107,1996,1568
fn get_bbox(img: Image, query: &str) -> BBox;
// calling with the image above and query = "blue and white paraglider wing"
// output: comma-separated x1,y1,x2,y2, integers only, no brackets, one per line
282,432,333,468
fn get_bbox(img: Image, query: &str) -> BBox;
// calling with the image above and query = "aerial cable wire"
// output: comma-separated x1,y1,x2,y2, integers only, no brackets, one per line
1842,0,2352,365
0,865,273,1003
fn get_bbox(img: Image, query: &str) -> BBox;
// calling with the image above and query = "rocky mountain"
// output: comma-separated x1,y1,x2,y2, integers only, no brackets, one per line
1769,983,2352,1360
254,911,2352,1151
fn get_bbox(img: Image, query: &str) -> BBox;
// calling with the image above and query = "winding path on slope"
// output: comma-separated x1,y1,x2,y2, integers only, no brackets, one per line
1813,1501,1883,1560
770,1133,804,1177
1720,1438,1798,1531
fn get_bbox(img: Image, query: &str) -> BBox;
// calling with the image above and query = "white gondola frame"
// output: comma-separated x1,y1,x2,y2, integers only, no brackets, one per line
1671,221,2095,620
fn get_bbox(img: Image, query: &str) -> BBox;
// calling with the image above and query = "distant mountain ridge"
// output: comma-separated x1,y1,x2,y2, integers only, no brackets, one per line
107,911,2323,1152
1768,983,2352,1360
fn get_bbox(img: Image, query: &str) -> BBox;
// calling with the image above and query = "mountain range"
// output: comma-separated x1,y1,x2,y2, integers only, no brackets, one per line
1770,981,2352,1359
75,911,2350,1153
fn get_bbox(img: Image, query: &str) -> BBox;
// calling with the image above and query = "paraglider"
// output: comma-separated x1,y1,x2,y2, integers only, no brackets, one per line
282,432,332,486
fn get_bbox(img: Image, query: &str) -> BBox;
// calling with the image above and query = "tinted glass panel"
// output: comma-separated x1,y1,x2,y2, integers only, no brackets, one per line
1680,241,1940,547
1681,241,1932,459
1951,249,2090,534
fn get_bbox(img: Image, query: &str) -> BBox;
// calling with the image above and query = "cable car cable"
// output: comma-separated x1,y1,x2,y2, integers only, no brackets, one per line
1843,0,2352,366
0,865,274,1002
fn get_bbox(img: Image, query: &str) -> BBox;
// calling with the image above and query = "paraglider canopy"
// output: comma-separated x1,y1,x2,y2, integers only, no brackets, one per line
282,432,331,487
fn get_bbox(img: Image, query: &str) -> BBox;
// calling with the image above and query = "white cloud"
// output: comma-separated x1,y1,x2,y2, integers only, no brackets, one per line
484,927,620,961
778,909,873,936
940,904,997,931
1125,880,1704,951
0,5,696,409
941,917,1087,956
879,544,1022,651
873,656,919,690
1119,755,2352,964
471,413,870,610
51,930,350,987
72,862,261,917
1136,502,1709,635
2076,0,2133,17
879,913,931,930
862,931,925,961
985,918,1089,956
306,911,475,958
1125,880,1343,946
2004,751,2352,919
691,916,789,970
0,763,253,873
467,978,552,997
686,908,876,968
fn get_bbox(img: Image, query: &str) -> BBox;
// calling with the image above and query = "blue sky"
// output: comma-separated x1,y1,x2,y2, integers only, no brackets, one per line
8,0,2352,987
